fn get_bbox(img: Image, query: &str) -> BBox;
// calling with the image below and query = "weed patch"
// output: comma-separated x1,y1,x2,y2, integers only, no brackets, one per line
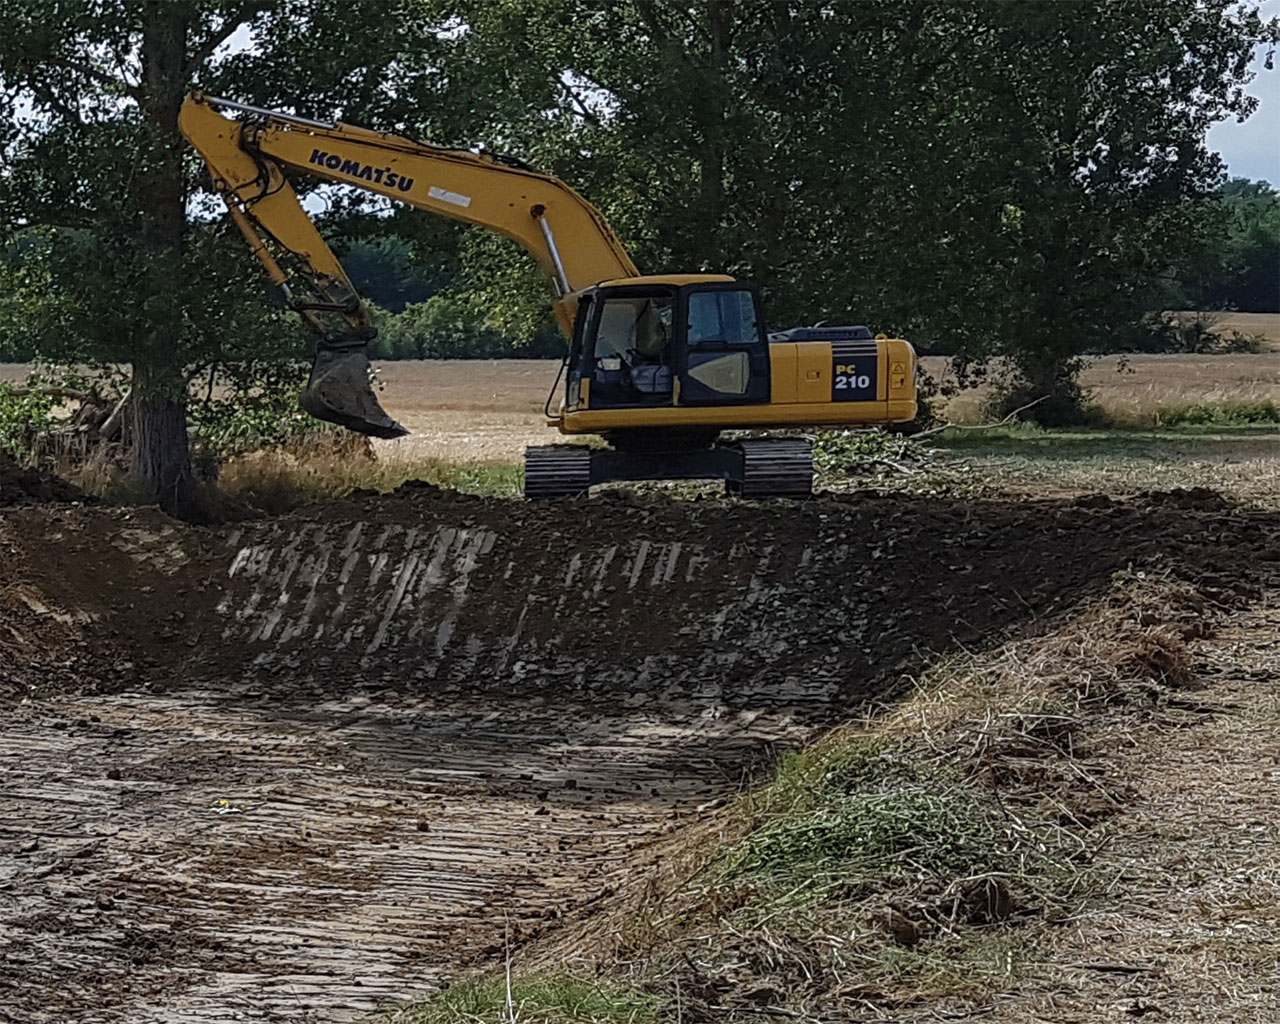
728,786,1003,889
387,974,661,1023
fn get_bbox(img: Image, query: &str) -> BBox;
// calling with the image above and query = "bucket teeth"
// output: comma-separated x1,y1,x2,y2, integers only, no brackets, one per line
301,346,408,439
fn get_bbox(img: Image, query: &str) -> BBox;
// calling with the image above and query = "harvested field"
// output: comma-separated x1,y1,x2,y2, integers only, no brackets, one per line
924,351,1280,425
6,346,1280,466
4,483,1278,1022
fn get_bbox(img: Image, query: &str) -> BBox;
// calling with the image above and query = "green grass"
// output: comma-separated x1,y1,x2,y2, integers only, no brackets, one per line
1154,398,1280,426
730,788,1003,886
429,460,523,496
723,736,1005,896
388,974,661,1023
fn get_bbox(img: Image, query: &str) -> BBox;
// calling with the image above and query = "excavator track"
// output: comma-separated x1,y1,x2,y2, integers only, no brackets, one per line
524,438,813,499
524,444,593,498
731,437,815,497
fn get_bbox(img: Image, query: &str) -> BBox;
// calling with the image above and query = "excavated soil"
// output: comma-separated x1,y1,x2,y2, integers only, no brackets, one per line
0,452,87,509
2,486,1278,1022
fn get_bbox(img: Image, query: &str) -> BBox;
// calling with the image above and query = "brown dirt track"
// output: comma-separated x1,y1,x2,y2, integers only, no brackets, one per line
2,485,1279,1022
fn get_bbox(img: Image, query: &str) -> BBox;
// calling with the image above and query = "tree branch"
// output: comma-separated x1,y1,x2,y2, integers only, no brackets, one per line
186,2,269,78
28,80,85,127
44,56,141,103
560,80,603,126
10,212,98,232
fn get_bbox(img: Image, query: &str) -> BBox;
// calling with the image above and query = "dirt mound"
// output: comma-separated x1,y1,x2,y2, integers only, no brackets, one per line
0,451,86,507
3,488,1276,705
1136,485,1232,511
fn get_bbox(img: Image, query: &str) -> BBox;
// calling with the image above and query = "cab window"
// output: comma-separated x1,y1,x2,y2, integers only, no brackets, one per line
687,289,758,346
596,295,673,360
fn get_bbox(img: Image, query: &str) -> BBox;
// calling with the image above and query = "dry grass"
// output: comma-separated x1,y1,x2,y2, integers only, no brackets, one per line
214,433,522,512
921,351,1280,426
505,570,1255,1022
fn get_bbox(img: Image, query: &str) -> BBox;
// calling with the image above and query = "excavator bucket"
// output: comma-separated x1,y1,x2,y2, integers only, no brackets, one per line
300,345,409,439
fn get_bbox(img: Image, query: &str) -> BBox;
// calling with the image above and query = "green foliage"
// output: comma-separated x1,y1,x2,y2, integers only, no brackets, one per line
187,361,329,459
335,235,440,313
373,290,562,360
0,363,129,459
1155,398,1280,426
1175,178,1280,313
730,787,1003,889
0,381,57,458
389,973,661,1023
396,0,1276,398
726,737,1004,892
0,0,437,507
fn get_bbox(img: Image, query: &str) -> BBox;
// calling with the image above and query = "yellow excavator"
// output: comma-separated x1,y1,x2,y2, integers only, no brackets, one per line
180,93,917,497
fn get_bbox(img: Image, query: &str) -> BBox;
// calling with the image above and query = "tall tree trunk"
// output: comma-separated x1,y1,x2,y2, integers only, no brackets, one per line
131,360,194,508
698,0,732,267
131,1,194,516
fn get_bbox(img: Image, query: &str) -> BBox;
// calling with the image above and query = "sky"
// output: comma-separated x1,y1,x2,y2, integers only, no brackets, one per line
1206,0,1280,183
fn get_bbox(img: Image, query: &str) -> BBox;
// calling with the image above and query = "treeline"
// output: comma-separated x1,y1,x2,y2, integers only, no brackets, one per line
1174,178,1279,314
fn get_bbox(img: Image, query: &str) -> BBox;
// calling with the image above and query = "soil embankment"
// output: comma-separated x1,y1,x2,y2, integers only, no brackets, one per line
1,485,1276,1021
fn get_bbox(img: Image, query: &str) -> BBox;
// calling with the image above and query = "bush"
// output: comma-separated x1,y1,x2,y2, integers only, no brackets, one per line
0,380,57,458
1121,312,1268,354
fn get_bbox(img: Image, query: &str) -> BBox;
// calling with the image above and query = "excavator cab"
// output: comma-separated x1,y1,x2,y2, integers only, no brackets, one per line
567,279,772,414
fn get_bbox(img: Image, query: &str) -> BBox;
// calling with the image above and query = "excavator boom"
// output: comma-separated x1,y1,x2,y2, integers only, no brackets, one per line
180,93,638,437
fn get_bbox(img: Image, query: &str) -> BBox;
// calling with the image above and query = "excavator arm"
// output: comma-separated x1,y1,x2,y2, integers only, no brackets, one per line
179,92,639,437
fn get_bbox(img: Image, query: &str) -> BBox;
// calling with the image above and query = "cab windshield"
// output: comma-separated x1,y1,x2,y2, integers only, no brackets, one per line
595,294,674,360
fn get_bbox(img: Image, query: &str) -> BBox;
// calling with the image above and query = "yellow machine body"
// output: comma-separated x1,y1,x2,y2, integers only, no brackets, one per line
557,336,917,434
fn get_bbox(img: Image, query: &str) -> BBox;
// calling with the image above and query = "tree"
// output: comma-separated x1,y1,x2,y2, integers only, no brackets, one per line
1189,179,1280,313
0,0,427,512
398,0,1277,420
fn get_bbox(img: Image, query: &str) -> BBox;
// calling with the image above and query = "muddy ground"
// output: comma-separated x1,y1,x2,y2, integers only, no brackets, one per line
2,485,1278,1022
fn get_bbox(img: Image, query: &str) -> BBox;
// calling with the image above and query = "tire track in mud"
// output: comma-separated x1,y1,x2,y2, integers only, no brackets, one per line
2,487,1276,1021
1,686,804,1022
